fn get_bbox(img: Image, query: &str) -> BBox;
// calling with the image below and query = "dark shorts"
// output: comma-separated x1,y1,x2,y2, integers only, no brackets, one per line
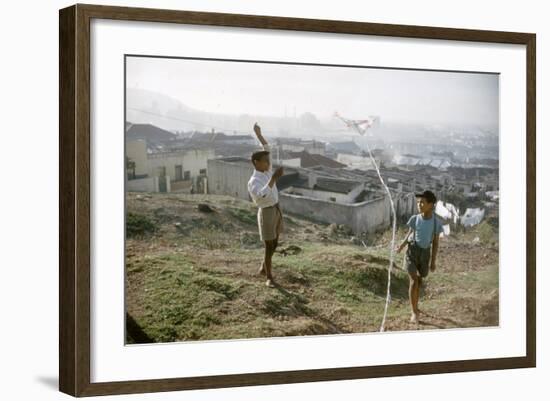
405,242,431,278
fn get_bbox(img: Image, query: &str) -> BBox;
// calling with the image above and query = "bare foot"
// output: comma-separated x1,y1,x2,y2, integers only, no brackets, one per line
258,261,266,276
265,278,275,288
410,312,419,324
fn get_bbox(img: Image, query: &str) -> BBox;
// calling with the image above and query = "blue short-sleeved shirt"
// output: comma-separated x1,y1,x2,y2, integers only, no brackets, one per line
407,213,444,249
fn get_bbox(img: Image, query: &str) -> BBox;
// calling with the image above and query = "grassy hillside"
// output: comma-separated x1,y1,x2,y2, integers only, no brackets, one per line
125,192,499,344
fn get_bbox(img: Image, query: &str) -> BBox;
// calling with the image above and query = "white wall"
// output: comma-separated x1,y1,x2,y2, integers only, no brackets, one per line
126,176,159,192
337,153,376,170
285,186,355,203
126,140,214,181
280,192,391,234
281,157,301,167
126,139,148,176
207,158,254,200
147,148,214,181
1,1,547,401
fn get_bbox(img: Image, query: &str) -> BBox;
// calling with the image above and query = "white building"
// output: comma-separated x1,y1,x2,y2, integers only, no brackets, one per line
126,138,214,192
279,139,326,155
336,153,376,170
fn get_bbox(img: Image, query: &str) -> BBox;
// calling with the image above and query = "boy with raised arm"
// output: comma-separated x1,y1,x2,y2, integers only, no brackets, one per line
247,123,285,288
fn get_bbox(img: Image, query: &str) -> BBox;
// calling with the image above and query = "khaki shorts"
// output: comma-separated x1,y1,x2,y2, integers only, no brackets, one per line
257,203,284,241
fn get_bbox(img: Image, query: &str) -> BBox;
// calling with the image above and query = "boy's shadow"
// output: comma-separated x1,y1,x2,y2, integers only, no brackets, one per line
417,309,463,328
273,284,348,335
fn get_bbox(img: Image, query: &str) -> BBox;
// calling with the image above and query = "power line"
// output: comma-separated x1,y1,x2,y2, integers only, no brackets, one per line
127,107,277,136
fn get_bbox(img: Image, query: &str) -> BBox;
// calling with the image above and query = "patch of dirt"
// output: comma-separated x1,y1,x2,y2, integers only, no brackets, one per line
383,290,499,332
437,241,499,273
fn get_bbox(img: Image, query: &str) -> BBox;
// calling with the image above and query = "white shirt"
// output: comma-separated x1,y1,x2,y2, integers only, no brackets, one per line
247,143,279,208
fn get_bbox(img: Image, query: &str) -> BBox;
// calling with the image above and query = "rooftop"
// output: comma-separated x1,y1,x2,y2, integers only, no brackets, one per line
313,177,362,194
286,151,346,169
126,123,177,143
327,141,362,154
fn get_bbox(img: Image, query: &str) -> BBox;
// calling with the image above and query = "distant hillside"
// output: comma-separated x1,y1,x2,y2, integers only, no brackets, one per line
126,88,200,132
127,88,194,113
125,88,337,138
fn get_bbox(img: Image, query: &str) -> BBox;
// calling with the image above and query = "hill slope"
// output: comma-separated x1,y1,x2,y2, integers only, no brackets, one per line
125,192,499,343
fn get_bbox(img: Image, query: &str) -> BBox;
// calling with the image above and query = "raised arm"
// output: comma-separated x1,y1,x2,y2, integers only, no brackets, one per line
253,122,275,172
253,122,268,146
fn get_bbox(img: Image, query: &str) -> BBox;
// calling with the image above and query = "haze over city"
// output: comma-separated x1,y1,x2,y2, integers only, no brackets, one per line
126,56,499,131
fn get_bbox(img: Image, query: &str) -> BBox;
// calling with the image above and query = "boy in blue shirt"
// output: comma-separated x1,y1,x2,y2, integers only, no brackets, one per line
396,190,444,324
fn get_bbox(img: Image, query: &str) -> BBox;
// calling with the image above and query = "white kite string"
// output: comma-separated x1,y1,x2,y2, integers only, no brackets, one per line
335,113,397,332
361,139,397,332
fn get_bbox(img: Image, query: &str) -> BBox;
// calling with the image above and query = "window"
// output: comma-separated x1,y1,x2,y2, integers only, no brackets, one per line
175,165,183,181
199,168,207,175
184,170,191,180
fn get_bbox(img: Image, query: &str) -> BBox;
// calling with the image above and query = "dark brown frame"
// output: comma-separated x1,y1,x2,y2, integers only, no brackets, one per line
59,3,536,397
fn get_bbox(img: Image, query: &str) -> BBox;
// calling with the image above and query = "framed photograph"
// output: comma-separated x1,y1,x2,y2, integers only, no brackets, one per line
59,3,536,397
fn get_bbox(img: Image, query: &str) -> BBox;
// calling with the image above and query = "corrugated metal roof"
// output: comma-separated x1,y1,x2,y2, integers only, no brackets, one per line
287,151,346,169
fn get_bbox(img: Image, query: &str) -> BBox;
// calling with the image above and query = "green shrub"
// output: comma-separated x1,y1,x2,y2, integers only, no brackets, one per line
478,220,497,245
227,207,257,226
126,212,157,238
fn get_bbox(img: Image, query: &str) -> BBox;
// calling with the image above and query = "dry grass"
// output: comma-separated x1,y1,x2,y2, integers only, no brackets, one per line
125,192,499,344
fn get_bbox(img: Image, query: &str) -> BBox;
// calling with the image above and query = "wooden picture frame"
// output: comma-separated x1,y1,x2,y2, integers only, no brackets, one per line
59,3,536,397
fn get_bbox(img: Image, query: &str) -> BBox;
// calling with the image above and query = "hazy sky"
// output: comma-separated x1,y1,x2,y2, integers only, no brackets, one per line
126,56,499,126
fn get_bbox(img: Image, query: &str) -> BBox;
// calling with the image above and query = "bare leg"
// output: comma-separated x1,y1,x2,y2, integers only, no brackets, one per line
408,271,420,323
258,260,266,275
416,276,423,313
264,240,276,286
